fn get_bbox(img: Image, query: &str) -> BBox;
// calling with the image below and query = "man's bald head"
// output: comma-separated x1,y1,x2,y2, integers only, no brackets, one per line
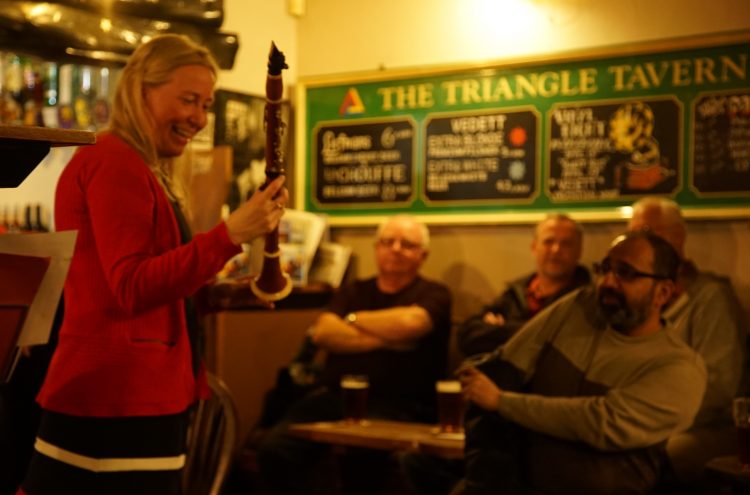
628,197,687,259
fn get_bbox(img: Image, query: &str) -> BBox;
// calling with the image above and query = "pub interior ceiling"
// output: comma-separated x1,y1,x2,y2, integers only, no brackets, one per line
0,0,238,68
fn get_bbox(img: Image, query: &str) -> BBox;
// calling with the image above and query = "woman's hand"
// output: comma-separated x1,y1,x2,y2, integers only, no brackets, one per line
457,366,503,411
225,176,289,245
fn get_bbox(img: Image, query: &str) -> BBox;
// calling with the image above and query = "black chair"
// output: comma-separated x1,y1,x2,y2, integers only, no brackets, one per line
183,373,239,495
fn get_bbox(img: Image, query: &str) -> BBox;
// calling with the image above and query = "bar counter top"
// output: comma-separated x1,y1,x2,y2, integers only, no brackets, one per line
1,124,95,188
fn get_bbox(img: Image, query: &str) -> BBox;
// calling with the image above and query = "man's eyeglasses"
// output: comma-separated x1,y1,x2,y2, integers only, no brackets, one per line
377,237,422,251
593,258,669,282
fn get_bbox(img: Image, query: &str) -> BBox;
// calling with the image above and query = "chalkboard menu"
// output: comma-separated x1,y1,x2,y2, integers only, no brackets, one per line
547,98,681,201
313,118,415,207
692,90,750,195
298,33,750,224
424,108,538,203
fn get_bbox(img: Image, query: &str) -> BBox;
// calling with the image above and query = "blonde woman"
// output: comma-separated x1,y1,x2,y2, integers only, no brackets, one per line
19,35,288,495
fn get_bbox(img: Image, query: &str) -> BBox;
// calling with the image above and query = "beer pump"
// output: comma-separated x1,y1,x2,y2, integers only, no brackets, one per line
250,42,293,302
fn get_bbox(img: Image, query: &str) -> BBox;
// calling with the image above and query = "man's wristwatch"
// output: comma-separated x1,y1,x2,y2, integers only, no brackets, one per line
344,312,358,325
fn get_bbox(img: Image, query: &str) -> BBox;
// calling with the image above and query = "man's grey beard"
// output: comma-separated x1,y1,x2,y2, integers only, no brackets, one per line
597,288,649,334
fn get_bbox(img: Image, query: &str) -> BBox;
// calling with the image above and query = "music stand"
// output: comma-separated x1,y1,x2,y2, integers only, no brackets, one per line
0,304,29,382
0,231,76,382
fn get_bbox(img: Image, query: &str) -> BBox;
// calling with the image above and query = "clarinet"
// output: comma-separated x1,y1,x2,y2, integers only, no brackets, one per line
250,42,293,302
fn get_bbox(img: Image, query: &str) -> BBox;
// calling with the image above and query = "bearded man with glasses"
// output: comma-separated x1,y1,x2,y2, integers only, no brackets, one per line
453,230,706,495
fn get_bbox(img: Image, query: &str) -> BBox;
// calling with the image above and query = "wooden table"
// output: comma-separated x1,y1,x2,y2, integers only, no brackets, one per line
704,455,750,494
288,419,465,459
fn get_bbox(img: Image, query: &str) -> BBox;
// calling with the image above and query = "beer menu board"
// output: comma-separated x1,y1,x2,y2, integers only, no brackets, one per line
298,34,750,223
548,98,681,201
692,90,750,195
424,109,539,203
313,119,415,207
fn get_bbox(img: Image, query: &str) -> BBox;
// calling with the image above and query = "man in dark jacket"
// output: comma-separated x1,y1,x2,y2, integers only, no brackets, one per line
457,213,590,357
401,213,589,495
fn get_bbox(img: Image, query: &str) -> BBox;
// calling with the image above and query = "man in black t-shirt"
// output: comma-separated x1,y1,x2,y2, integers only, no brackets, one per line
257,214,452,495
402,213,589,495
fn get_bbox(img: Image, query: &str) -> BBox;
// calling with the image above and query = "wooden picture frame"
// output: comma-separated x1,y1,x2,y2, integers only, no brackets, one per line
213,89,293,211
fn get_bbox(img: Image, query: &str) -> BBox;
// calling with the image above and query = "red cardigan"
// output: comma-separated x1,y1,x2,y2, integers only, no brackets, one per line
39,132,240,417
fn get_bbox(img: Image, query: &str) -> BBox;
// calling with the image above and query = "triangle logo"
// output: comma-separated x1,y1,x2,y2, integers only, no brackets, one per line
339,87,365,116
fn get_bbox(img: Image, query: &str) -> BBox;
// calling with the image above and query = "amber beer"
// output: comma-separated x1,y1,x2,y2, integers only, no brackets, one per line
734,397,750,465
436,380,463,433
341,375,369,423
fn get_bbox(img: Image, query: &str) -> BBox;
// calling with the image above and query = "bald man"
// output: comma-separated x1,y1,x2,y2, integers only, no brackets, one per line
628,197,747,486
258,215,452,495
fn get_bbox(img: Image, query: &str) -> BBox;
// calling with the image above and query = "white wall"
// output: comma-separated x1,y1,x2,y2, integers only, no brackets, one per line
219,0,298,94
296,0,750,76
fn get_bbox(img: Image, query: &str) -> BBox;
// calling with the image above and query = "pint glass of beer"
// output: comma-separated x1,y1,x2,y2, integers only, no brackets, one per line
734,397,750,465
341,375,369,423
436,380,463,433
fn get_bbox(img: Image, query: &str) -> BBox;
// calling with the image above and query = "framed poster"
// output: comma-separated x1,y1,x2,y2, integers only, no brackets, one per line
296,31,750,225
213,89,293,211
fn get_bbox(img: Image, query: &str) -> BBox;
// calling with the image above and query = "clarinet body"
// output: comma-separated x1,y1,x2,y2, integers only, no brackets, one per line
250,42,293,302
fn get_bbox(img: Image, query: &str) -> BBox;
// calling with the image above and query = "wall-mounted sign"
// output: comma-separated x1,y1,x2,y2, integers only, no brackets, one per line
297,32,750,224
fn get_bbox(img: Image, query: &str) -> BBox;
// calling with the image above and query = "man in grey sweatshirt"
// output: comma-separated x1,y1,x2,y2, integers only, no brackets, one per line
457,231,706,495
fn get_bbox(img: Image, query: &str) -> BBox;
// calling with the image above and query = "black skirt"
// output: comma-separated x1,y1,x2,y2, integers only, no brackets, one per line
22,409,189,495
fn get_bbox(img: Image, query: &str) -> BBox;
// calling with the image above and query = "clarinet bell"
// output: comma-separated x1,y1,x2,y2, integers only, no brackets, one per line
250,246,293,302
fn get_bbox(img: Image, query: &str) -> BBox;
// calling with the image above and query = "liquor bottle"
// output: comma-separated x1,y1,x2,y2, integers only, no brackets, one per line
34,204,49,232
0,52,5,124
22,57,44,126
0,205,8,234
93,66,110,129
74,65,95,130
7,205,21,234
22,204,33,232
42,62,59,128
3,53,23,124
57,64,75,129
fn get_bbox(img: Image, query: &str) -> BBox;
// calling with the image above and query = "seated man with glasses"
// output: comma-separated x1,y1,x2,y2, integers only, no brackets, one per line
257,214,452,495
454,230,706,495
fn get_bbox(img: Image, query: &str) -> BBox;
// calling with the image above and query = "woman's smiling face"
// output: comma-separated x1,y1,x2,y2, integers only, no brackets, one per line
143,64,215,158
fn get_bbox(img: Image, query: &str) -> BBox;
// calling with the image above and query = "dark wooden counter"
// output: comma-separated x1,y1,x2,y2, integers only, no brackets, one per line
203,278,334,440
204,278,334,311
0,125,95,187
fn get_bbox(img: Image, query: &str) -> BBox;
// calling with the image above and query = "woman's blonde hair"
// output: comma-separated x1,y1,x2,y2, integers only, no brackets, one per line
109,34,218,200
